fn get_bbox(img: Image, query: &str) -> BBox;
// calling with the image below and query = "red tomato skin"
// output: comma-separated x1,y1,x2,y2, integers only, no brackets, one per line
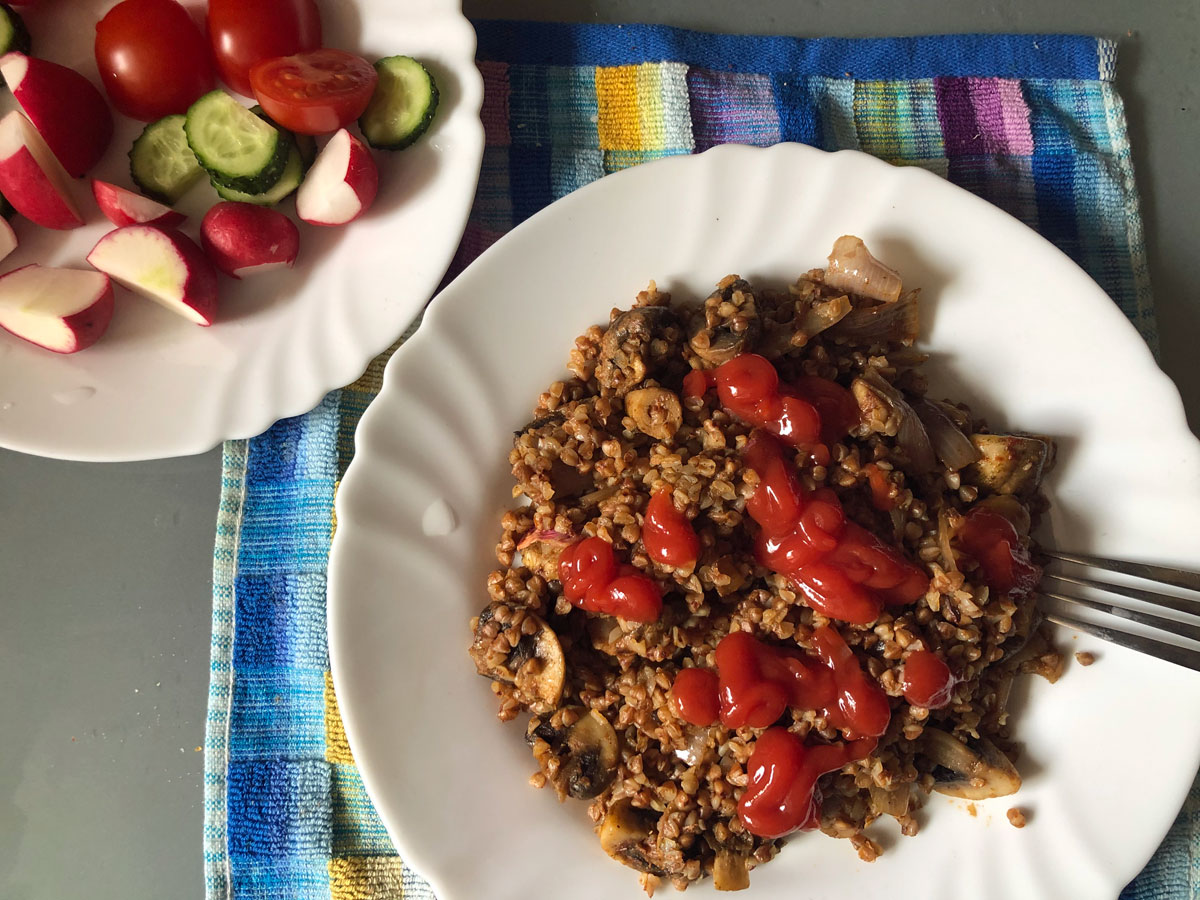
250,50,378,135
94,0,215,121
208,0,322,97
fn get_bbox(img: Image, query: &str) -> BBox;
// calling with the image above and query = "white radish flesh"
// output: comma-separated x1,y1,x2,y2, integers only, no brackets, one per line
0,265,114,353
87,225,218,326
295,128,378,226
0,111,84,230
92,179,185,228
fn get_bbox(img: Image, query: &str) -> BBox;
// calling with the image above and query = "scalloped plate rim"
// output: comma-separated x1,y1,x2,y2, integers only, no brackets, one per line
0,0,484,462
329,142,1200,900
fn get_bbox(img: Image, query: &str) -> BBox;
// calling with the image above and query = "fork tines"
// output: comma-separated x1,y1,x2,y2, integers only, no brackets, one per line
1039,552,1200,672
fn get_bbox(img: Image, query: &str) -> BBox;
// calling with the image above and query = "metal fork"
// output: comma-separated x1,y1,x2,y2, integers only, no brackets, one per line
1037,551,1200,672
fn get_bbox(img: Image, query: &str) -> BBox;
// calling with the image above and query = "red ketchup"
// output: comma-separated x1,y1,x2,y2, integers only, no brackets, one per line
863,463,896,511
738,727,877,838
558,537,663,622
713,354,821,447
746,430,928,624
671,667,721,726
643,489,700,568
957,508,1040,595
900,650,956,709
675,630,890,738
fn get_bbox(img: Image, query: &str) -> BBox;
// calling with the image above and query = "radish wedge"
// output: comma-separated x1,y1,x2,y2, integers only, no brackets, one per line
295,128,378,226
0,52,113,177
0,216,15,262
0,110,83,229
92,179,185,228
200,201,299,278
87,225,218,326
0,264,114,353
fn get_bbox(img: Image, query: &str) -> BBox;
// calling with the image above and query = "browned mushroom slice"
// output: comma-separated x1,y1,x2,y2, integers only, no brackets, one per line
963,433,1054,496
468,602,565,714
595,306,681,395
527,706,620,800
688,278,762,367
624,387,683,441
712,850,751,892
922,728,1021,800
516,530,576,582
598,799,667,876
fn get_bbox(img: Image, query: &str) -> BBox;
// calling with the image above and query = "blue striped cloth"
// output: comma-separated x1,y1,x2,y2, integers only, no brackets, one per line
203,24,1194,900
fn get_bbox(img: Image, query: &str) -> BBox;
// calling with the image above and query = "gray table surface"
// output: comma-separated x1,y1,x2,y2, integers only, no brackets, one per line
2,2,1196,898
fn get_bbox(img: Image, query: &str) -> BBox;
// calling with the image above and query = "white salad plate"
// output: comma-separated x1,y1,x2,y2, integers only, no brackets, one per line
328,143,1200,900
0,0,483,461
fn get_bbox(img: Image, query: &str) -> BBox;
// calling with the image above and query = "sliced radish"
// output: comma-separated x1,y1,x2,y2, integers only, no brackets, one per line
295,128,378,226
0,217,16,263
200,201,299,279
0,111,84,230
87,226,218,326
92,179,185,228
0,53,114,177
0,265,114,353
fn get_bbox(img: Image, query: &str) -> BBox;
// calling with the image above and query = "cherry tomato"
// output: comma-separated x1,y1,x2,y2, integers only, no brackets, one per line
249,49,378,135
94,0,214,121
208,0,322,98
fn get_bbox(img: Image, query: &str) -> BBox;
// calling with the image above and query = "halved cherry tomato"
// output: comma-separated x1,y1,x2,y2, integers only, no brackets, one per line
209,0,322,98
94,0,214,121
249,49,378,135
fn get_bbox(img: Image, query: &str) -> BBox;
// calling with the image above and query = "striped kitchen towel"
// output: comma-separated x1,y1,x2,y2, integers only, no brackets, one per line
204,24,1193,900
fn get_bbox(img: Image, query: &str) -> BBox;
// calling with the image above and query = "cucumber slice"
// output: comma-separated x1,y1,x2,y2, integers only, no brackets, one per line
129,115,204,204
212,146,303,206
250,105,317,171
0,4,31,64
358,55,439,150
185,91,289,193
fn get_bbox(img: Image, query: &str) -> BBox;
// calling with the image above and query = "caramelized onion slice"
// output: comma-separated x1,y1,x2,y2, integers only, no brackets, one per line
830,289,920,346
856,368,936,474
825,235,903,303
912,398,981,472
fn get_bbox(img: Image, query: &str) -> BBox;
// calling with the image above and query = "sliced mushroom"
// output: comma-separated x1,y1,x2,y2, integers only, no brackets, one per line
964,433,1055,496
598,799,667,876
624,387,683,441
468,602,565,714
527,706,620,800
688,278,762,367
712,850,751,892
512,412,565,441
922,728,1021,799
596,306,681,395
516,530,576,582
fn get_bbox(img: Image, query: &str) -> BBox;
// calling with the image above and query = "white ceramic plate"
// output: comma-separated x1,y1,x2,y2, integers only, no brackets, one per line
328,143,1200,900
0,0,483,461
